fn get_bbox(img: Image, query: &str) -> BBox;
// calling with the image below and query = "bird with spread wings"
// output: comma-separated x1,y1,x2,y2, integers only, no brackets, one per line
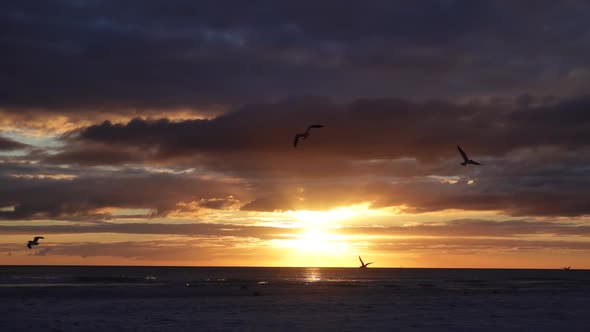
457,145,481,166
359,256,373,268
27,236,44,249
293,125,324,148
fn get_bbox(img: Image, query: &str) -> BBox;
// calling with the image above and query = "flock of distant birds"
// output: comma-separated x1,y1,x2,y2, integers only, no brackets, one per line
24,124,574,270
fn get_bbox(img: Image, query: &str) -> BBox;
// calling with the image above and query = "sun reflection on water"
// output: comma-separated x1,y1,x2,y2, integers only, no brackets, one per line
304,268,322,282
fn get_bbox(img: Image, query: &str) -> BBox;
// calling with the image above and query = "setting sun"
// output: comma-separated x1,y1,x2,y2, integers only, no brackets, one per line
294,228,350,254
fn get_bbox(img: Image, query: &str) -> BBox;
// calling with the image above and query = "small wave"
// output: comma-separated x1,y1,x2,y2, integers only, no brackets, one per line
0,276,76,285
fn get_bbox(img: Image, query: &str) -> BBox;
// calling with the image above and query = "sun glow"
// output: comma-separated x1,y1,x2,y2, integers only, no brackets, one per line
270,227,353,266
285,202,373,224
265,203,385,263
296,228,350,254
271,227,350,254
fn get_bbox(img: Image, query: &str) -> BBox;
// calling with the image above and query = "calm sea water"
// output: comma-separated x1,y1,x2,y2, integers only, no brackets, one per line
1,266,589,292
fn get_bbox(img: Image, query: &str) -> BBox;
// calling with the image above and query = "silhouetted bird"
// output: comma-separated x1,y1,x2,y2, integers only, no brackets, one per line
359,256,373,268
457,145,480,166
27,236,44,249
293,124,324,148
562,266,571,271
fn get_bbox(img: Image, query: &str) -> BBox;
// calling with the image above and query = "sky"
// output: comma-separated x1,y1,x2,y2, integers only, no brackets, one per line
1,0,590,268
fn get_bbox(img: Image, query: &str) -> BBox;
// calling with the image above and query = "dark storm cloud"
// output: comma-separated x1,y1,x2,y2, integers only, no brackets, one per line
44,145,146,166
2,161,586,218
3,1,590,219
239,175,590,217
73,96,590,162
0,172,248,220
0,136,28,150
32,95,588,216
1,1,590,112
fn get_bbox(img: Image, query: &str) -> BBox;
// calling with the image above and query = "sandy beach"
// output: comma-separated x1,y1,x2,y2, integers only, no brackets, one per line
2,281,589,332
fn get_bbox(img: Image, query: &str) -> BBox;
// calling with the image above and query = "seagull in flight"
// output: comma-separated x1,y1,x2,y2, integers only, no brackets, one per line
562,266,571,271
27,236,44,249
457,145,481,166
359,256,373,268
293,124,324,148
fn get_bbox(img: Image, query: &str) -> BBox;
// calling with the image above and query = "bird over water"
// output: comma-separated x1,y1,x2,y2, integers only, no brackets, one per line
293,124,324,148
359,256,373,268
27,236,44,249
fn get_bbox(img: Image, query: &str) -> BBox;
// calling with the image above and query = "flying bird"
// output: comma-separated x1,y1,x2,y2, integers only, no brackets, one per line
293,124,324,148
27,236,44,249
562,266,571,271
359,256,373,268
457,145,481,166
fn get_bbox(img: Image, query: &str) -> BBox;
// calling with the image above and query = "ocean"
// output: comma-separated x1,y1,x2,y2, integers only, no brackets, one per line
1,265,588,292
3,266,590,331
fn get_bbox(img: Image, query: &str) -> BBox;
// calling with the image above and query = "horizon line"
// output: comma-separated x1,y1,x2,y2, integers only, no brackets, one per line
0,264,586,270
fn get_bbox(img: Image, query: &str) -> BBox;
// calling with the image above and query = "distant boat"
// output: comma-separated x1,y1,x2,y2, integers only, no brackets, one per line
359,256,373,268
27,236,44,249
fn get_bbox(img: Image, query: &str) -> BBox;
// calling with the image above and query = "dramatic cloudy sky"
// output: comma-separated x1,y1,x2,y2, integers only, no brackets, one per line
1,0,590,267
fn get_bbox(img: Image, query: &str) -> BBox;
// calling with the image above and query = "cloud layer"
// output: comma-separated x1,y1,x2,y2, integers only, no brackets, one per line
0,95,589,219
0,136,27,151
2,1,590,114
32,96,589,217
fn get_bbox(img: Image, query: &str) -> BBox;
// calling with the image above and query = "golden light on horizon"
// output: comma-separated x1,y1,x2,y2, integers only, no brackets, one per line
269,231,354,267
292,228,350,254
271,205,369,262
257,203,394,266
285,202,374,224
267,207,360,266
